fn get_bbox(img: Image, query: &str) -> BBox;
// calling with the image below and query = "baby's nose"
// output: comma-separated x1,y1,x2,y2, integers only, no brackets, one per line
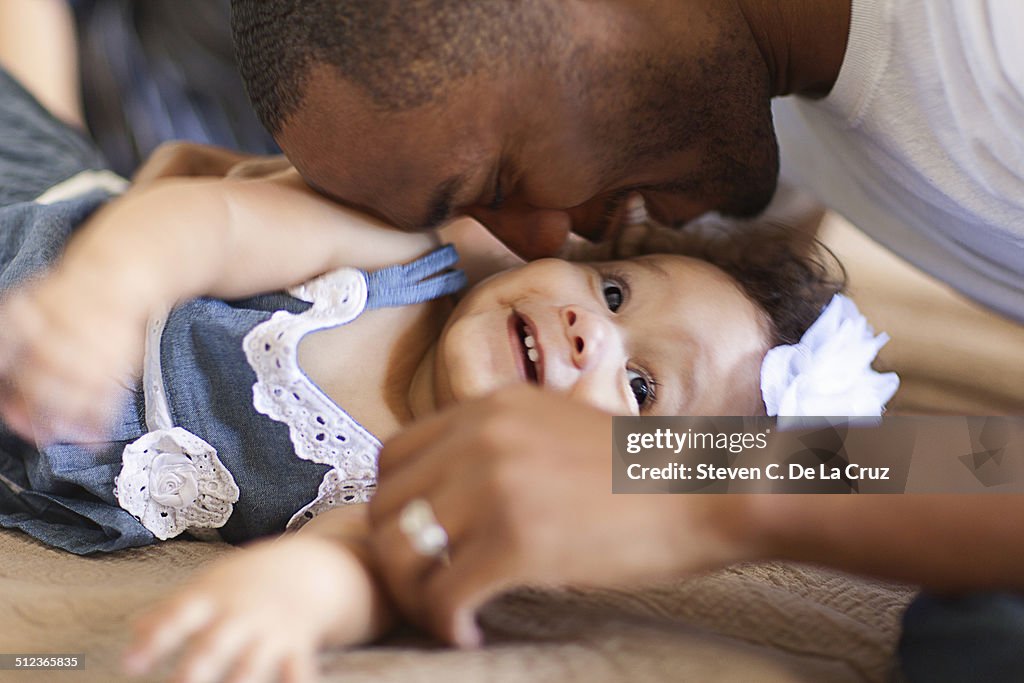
562,306,611,370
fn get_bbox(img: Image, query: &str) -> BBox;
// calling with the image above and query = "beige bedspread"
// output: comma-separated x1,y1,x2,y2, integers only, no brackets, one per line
0,528,913,683
1,214,1020,682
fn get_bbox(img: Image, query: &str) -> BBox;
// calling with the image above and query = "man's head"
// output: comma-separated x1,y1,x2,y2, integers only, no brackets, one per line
231,0,780,258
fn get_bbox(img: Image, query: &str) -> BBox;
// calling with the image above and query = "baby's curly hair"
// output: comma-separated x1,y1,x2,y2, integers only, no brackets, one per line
570,215,847,347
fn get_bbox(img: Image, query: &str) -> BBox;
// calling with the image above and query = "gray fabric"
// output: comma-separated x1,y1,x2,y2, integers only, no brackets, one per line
0,68,107,207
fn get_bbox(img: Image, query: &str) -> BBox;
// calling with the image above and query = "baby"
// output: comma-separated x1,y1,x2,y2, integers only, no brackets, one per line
0,63,897,680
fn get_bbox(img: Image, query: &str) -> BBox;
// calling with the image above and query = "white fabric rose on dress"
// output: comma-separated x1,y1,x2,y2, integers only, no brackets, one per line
148,452,200,508
760,294,900,418
115,427,239,540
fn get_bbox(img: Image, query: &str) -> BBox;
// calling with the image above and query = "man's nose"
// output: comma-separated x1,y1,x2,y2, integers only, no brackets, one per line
561,306,613,371
466,203,573,260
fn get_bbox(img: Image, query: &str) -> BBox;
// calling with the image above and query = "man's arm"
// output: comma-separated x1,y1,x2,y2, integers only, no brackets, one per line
368,385,1024,646
755,493,1024,590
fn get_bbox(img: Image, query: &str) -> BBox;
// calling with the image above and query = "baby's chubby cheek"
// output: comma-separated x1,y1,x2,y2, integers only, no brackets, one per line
432,320,495,407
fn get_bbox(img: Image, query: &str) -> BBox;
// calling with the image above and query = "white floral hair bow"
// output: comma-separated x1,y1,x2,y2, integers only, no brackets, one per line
760,294,900,417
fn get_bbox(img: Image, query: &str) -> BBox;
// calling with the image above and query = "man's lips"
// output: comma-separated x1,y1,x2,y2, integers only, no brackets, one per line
508,312,542,385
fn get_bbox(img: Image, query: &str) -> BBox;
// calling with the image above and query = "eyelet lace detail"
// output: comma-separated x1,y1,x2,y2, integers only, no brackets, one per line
115,428,240,540
116,307,240,541
243,267,383,531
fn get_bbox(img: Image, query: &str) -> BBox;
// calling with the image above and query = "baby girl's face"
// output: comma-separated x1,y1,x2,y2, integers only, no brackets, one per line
433,254,771,416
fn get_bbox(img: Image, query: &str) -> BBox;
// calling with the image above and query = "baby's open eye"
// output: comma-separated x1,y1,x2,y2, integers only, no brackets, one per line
627,369,651,408
602,279,623,312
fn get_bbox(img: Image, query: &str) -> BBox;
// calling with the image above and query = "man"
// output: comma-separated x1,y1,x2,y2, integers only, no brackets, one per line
229,1,1024,679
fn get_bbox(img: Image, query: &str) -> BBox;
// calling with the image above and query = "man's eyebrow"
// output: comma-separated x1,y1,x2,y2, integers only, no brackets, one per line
421,174,468,229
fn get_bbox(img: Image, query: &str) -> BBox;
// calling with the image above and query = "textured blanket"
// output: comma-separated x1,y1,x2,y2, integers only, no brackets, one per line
0,528,913,683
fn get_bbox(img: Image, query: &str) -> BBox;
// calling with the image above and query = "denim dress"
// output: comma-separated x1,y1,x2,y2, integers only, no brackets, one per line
0,66,466,554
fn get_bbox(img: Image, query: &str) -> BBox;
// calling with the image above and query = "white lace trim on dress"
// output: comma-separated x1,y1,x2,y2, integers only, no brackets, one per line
242,267,382,531
114,308,239,541
115,427,240,541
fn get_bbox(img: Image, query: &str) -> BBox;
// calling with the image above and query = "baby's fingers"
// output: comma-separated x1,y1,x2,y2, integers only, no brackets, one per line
225,643,313,683
1,363,115,444
279,644,319,683
167,617,256,683
0,389,35,442
124,596,216,677
0,295,125,443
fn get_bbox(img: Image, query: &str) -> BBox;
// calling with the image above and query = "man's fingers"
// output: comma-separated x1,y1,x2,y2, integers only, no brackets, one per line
371,487,470,617
369,437,456,525
374,407,457,480
421,534,520,648
373,389,518,518
371,456,494,619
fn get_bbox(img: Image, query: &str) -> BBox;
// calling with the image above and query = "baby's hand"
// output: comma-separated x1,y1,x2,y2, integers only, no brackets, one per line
124,535,382,683
0,265,146,444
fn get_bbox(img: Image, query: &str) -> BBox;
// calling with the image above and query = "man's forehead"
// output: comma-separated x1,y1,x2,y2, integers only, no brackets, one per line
279,71,501,228
284,126,462,226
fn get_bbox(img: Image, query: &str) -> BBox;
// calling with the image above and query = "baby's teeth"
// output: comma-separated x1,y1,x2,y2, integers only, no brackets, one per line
527,348,539,363
524,335,535,349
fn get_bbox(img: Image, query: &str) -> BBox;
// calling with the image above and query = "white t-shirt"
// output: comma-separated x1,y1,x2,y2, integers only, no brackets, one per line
772,0,1024,322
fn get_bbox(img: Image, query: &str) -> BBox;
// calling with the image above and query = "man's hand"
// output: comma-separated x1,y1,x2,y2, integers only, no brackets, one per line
368,385,754,647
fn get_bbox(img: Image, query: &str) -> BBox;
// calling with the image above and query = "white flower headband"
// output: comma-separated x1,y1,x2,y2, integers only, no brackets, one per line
760,294,900,417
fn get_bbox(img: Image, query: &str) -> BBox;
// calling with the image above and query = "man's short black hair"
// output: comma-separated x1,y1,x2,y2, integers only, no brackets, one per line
230,0,557,135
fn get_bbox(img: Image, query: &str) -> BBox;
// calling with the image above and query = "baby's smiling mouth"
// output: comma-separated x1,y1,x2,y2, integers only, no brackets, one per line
511,313,542,385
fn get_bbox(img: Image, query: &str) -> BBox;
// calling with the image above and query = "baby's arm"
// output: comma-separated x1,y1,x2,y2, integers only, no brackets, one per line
125,505,395,683
0,171,436,442
60,171,437,306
